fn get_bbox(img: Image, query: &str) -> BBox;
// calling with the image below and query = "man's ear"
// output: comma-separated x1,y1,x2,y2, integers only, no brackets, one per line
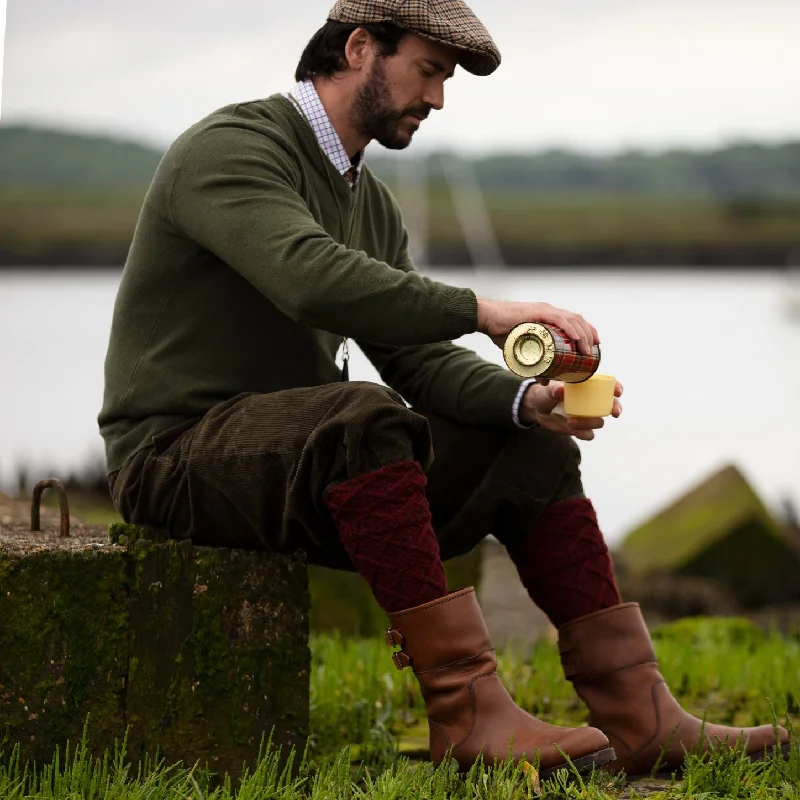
344,27,371,71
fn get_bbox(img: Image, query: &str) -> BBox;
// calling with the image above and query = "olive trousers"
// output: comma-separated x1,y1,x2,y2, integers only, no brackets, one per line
109,381,584,570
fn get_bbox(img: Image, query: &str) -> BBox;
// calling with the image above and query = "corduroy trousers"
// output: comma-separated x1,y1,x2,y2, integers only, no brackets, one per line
109,381,584,569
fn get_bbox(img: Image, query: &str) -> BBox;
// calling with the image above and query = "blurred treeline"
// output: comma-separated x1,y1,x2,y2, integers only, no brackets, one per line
1,124,799,266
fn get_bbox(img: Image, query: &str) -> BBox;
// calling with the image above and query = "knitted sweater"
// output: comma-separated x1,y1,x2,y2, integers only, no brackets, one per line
98,94,525,474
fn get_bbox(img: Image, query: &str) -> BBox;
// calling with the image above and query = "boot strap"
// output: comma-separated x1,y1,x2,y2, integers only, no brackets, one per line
386,628,411,670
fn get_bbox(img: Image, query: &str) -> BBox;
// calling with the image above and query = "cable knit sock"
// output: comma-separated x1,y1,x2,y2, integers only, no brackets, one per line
323,461,447,613
505,497,621,628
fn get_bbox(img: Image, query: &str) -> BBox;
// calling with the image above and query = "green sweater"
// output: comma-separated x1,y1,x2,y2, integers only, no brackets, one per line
98,94,526,474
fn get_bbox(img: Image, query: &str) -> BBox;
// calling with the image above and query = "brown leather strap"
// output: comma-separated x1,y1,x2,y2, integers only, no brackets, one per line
387,628,411,669
385,589,491,674
385,628,403,648
392,651,412,670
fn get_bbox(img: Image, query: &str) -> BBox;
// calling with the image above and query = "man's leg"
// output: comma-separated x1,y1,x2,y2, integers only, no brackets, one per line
346,412,612,775
453,420,791,777
323,460,447,612
111,386,612,775
500,499,622,629
111,382,433,561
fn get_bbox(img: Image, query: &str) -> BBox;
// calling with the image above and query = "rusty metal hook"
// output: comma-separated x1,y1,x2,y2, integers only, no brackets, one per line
31,478,70,538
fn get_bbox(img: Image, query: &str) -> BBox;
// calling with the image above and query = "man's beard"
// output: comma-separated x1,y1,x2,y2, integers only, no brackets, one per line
351,58,430,150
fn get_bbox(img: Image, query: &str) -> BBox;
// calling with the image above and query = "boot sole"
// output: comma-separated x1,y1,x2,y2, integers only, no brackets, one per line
453,746,617,781
624,742,793,782
749,741,792,764
539,746,618,780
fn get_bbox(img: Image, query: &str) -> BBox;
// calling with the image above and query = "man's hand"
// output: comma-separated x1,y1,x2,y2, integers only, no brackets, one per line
519,380,624,440
476,297,599,356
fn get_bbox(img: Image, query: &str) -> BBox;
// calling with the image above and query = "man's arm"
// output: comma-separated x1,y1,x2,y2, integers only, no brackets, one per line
169,125,478,346
358,337,531,428
356,224,534,429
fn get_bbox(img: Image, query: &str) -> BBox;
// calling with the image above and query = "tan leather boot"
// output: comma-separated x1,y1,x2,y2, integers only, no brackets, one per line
386,587,615,776
558,603,791,778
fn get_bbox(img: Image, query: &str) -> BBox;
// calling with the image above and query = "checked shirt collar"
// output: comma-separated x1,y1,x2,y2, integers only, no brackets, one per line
285,80,364,188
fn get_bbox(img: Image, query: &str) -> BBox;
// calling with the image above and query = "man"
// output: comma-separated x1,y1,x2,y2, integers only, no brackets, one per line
98,0,789,780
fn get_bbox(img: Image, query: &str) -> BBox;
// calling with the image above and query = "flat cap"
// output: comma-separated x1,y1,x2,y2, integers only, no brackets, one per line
327,0,500,76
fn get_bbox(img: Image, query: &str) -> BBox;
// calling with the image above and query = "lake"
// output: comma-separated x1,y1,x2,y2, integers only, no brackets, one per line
1,267,798,545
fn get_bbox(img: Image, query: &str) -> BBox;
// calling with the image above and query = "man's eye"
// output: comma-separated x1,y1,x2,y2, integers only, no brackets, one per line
420,69,434,78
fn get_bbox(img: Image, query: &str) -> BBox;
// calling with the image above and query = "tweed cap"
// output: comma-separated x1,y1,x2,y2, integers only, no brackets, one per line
327,0,500,76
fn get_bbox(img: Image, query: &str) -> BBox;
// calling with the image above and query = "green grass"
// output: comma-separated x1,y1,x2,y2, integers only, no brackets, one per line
1,616,798,798
0,189,147,254
2,189,799,257
421,190,800,248
309,617,800,760
34,491,122,526
0,728,797,800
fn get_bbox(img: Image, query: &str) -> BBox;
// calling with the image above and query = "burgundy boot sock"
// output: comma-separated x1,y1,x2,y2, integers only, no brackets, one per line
505,497,621,628
323,461,447,613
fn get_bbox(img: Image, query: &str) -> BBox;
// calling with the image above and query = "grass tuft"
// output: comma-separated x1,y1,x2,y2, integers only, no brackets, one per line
1,616,798,798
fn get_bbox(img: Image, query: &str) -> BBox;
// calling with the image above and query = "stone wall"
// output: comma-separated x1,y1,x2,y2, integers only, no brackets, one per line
477,538,554,651
0,522,309,779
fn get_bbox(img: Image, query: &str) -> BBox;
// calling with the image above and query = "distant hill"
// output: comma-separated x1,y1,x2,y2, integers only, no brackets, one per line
461,141,800,199
1,123,799,199
379,142,800,199
2,124,799,267
0,125,164,189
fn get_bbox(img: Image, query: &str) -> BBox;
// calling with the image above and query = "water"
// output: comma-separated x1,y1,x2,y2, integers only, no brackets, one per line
1,267,798,545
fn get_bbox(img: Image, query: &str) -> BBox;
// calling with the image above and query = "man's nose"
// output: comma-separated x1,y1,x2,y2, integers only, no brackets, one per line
422,83,445,112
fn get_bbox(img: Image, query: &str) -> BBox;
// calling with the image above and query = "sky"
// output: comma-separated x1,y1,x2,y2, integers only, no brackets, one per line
0,0,5,111
1,0,799,155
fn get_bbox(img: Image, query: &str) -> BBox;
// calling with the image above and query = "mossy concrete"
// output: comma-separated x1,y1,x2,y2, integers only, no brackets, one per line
0,526,127,766
0,522,309,779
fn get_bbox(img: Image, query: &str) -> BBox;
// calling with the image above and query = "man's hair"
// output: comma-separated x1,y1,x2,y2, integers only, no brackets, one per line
295,20,407,81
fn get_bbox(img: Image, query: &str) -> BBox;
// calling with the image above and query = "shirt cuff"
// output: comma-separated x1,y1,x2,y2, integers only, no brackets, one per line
512,378,537,429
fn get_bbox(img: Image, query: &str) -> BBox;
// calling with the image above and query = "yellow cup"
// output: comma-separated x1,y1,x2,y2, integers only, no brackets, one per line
563,374,616,417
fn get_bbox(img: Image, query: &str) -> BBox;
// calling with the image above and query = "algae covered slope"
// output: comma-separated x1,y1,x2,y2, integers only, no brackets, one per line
620,464,800,606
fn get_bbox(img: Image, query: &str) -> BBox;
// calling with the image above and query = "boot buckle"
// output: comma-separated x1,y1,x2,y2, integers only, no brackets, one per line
385,628,403,648
391,651,411,670
386,628,411,670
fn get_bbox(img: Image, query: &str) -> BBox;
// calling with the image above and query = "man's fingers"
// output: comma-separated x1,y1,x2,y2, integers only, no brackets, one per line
565,318,592,355
560,311,595,353
569,416,604,431
571,327,593,356
553,316,582,346
572,319,595,356
490,302,600,358
578,319,595,349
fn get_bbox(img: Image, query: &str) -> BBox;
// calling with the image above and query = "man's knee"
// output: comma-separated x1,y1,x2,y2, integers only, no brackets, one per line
534,425,582,470
225,382,410,432
501,424,584,501
337,380,408,412
320,382,434,475
528,426,584,503
510,422,581,462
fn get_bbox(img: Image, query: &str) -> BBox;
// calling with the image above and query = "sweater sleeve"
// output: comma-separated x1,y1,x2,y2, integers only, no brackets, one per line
360,337,530,428
358,227,535,429
168,126,478,346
